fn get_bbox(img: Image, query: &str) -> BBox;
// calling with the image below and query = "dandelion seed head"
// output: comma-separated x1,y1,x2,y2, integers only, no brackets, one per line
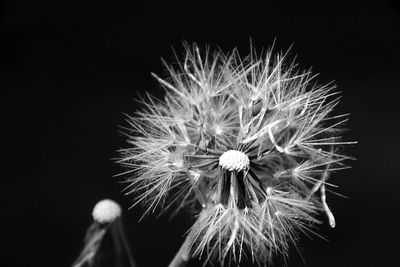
92,199,122,224
219,150,250,172
119,43,354,265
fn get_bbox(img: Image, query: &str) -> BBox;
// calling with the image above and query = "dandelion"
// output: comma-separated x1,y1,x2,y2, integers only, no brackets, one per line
72,199,136,267
119,44,354,265
92,199,122,224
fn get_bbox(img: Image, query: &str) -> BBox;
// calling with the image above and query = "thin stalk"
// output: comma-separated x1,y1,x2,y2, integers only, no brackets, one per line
168,235,192,267
110,218,137,267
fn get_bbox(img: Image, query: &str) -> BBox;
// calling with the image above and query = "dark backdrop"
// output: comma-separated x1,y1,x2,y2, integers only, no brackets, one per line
1,1,399,266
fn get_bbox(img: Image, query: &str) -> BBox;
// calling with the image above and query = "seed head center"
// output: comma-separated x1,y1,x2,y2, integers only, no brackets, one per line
219,150,250,172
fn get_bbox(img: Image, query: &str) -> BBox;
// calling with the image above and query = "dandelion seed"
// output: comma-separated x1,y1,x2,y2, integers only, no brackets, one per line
119,43,354,265
72,199,136,267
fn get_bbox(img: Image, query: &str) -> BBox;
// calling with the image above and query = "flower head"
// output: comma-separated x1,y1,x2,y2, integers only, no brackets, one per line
119,44,353,265
92,199,122,224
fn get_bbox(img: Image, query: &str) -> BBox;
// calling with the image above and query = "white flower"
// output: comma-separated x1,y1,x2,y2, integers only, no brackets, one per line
119,44,354,265
92,199,122,224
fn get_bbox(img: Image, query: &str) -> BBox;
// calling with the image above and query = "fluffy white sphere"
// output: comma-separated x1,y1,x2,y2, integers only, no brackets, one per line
92,199,122,224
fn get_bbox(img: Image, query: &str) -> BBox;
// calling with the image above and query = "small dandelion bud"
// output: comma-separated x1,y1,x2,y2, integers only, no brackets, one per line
119,43,355,265
73,199,135,267
92,199,122,224
219,150,250,172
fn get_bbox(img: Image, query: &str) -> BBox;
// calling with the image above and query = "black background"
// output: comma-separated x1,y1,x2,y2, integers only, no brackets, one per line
2,1,399,266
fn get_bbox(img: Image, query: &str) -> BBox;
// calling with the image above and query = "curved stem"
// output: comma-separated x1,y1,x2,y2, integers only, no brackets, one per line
71,222,106,267
110,218,137,267
168,235,192,267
